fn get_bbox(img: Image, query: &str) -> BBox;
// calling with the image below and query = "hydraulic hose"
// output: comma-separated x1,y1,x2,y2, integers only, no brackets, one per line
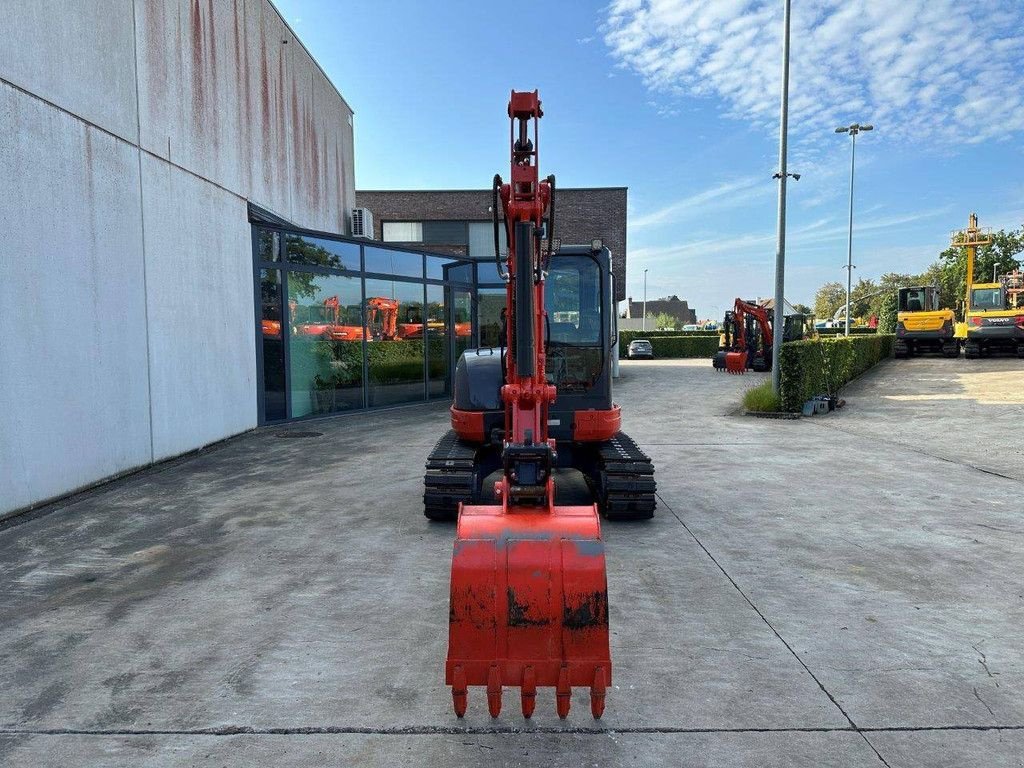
493,174,508,281
544,174,556,270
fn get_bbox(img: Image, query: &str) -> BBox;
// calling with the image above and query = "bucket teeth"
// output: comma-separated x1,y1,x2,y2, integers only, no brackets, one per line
590,667,607,719
486,665,502,718
452,666,468,718
556,665,571,719
521,667,537,718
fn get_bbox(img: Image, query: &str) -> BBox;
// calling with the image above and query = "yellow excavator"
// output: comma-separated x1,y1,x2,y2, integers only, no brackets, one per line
955,214,1024,359
894,286,959,358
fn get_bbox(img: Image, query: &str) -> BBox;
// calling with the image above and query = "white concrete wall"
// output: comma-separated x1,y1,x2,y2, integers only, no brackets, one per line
0,0,356,515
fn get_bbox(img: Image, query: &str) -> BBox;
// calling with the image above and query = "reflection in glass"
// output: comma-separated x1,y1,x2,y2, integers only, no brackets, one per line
364,278,426,406
422,221,468,246
382,221,423,242
426,255,459,280
477,287,506,347
258,229,280,262
364,246,424,278
445,261,474,285
468,221,504,260
286,234,359,271
427,284,448,397
288,273,364,418
545,254,604,391
452,287,473,359
260,269,286,420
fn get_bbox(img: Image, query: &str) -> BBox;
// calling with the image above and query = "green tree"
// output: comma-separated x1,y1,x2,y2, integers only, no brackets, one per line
284,234,353,299
877,289,898,333
814,282,846,321
935,225,1024,309
792,303,813,315
649,312,676,331
849,277,879,319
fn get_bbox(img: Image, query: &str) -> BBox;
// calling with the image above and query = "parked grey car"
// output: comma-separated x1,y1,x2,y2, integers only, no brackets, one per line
627,339,654,359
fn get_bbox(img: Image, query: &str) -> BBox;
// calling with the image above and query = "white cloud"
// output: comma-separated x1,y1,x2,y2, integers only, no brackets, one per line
603,0,1024,145
630,207,948,266
630,176,768,227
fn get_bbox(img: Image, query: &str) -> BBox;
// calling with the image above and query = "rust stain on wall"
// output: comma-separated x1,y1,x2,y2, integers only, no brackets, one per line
334,142,344,231
276,46,287,196
190,0,205,122
206,0,219,153
290,73,301,194
142,3,167,125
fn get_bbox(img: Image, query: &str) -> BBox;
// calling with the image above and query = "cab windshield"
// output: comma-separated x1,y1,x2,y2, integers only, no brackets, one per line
971,288,1004,311
545,254,603,390
899,289,928,312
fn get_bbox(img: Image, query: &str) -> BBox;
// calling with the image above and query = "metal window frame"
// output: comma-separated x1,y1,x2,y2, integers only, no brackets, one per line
252,222,476,425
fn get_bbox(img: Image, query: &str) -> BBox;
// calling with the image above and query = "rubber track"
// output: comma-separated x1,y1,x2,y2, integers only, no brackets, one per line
597,432,657,521
423,430,476,521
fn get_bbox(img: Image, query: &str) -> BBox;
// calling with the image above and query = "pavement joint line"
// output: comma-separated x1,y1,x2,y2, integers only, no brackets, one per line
2,725,1023,737
651,493,860,729
652,490,908,767
804,420,1021,484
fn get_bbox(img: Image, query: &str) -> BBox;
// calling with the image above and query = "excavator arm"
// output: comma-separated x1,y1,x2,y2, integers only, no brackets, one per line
445,90,612,721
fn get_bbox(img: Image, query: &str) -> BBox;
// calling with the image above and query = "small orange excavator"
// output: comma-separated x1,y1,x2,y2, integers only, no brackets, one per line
427,91,654,720
712,298,774,373
366,296,399,340
294,296,365,341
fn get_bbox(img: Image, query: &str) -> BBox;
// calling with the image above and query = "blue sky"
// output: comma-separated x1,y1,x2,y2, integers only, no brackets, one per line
273,0,1024,318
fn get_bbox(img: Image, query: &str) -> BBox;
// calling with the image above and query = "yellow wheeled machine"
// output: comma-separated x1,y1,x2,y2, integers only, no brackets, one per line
894,286,959,358
954,214,1024,359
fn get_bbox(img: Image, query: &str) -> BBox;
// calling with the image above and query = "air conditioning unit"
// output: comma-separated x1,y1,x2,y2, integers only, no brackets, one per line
350,207,374,239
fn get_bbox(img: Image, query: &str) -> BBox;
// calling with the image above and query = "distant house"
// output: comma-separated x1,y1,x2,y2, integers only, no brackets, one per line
757,298,802,316
625,295,697,327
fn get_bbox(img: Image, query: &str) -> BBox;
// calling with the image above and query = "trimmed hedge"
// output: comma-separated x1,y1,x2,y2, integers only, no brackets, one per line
619,328,718,357
646,335,721,359
779,334,894,412
816,327,877,336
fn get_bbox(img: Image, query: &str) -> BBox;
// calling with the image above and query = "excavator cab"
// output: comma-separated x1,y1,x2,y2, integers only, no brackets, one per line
782,313,813,343
895,286,959,358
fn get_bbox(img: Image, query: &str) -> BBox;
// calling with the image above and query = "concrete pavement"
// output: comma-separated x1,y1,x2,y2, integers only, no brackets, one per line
2,358,1022,766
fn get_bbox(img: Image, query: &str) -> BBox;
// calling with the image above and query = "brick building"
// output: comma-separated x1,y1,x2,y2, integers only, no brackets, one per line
355,187,628,301
626,295,697,326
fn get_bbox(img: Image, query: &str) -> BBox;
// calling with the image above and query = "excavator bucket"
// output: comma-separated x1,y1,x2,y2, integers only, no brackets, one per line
446,502,612,719
725,351,747,374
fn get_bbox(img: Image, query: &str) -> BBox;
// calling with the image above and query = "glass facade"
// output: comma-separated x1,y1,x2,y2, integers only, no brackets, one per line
477,287,506,348
253,225,476,423
288,273,363,418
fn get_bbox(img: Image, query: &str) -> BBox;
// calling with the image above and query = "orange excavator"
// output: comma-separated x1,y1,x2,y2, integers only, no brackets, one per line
426,91,654,721
366,296,399,340
294,296,365,341
712,298,774,374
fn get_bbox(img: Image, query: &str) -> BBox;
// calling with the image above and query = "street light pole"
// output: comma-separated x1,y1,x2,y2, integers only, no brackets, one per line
770,0,793,395
835,123,873,337
643,268,648,331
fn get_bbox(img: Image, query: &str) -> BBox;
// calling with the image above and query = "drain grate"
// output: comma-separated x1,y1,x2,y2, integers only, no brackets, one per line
274,430,323,439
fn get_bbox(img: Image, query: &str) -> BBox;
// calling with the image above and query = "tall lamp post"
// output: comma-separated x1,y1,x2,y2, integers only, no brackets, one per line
835,122,873,336
643,268,648,331
770,0,796,394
